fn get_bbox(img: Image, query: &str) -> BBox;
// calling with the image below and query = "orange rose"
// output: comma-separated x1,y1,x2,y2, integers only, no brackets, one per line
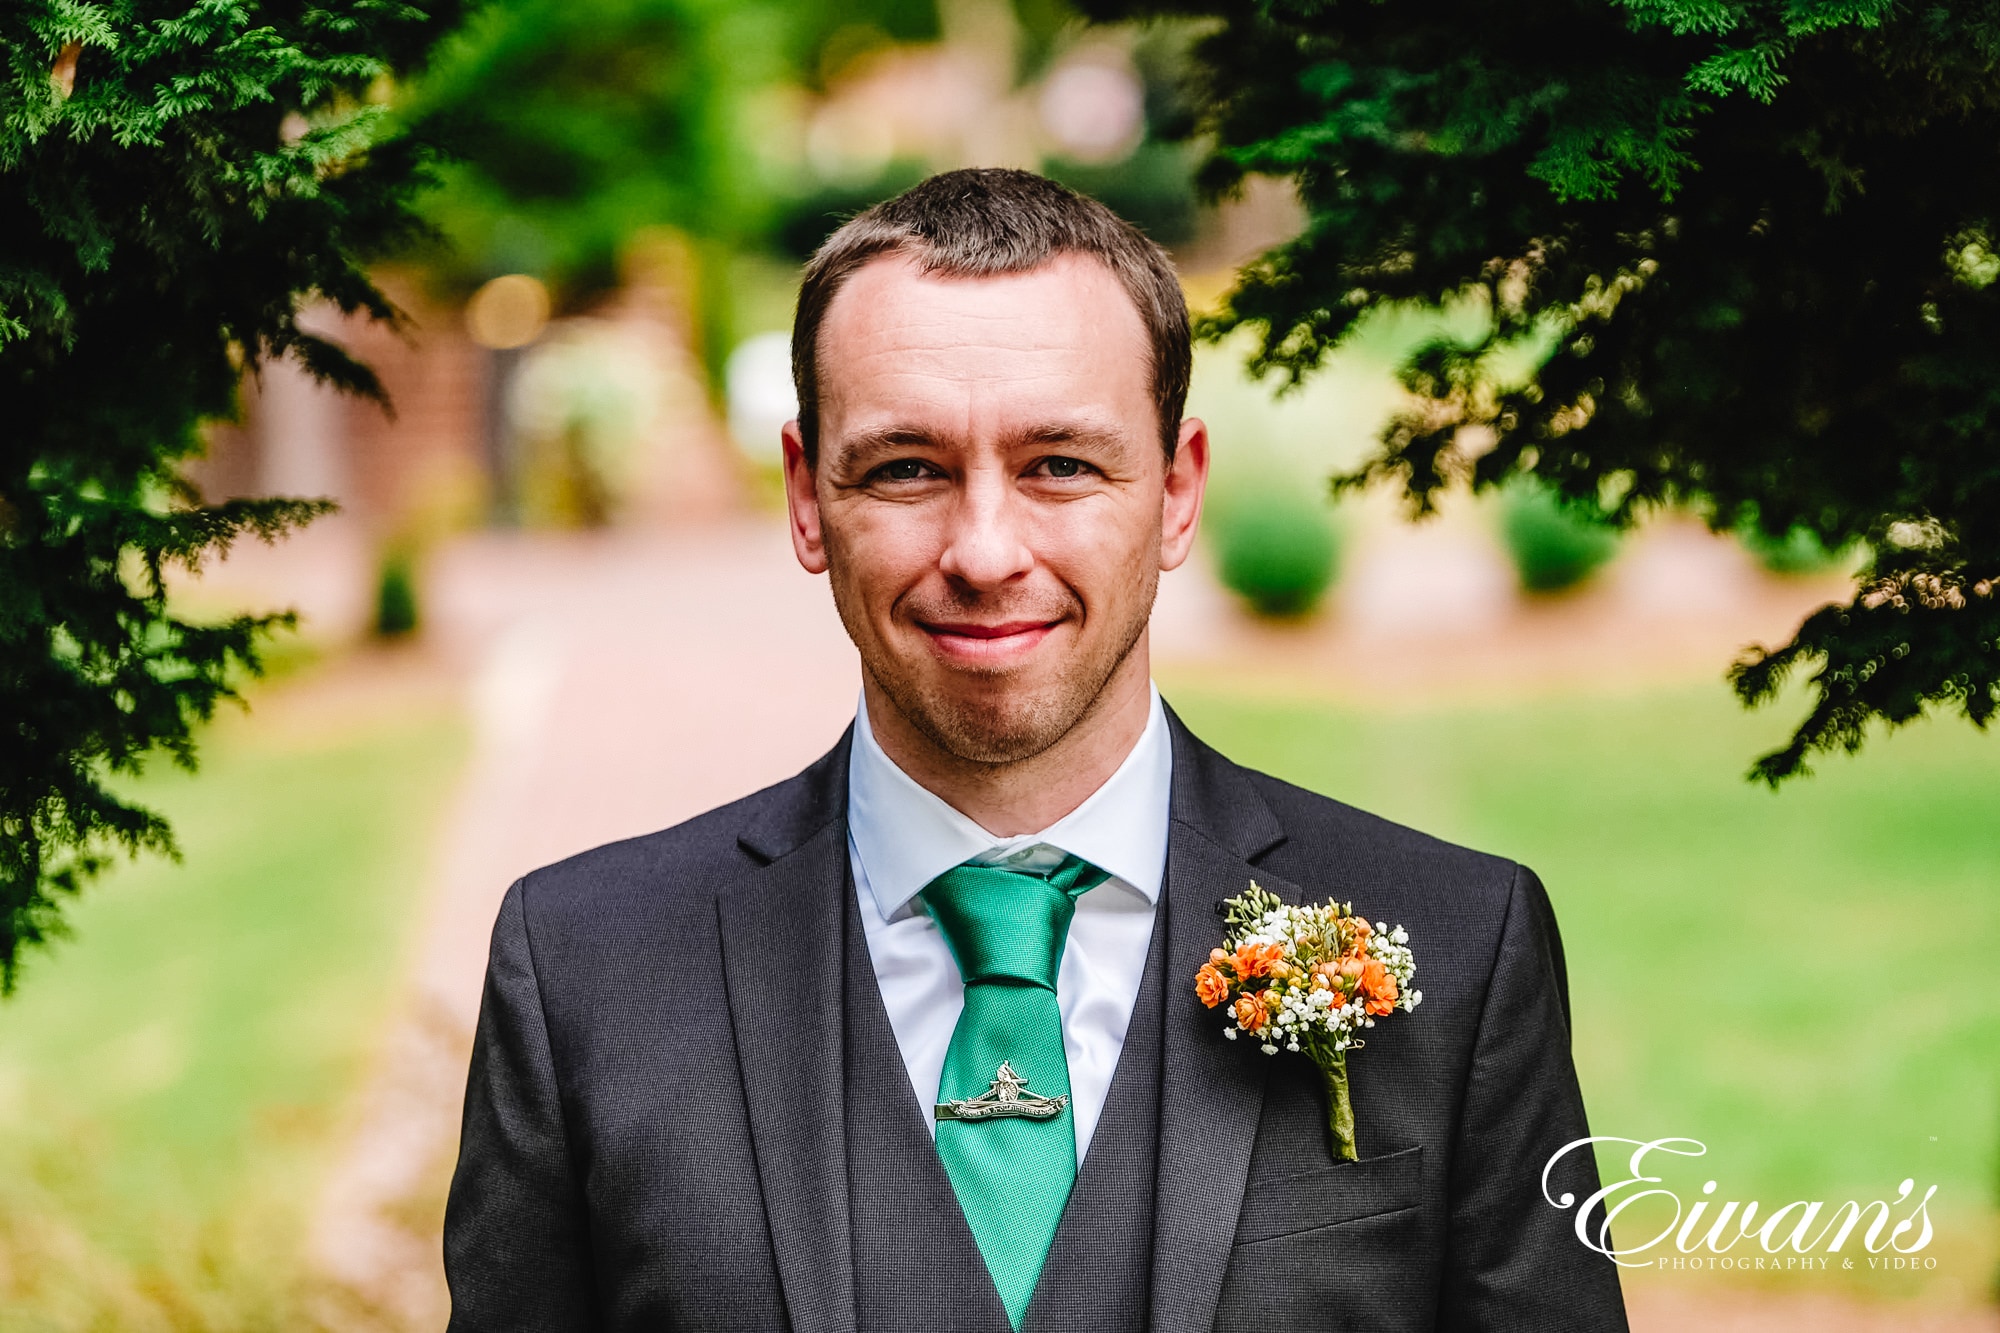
1233,991,1271,1034
1232,942,1284,979
1194,963,1231,1009
1361,958,1399,1015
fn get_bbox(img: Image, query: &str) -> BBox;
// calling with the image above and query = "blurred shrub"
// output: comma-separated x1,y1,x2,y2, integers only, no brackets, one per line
375,551,420,638
772,157,931,259
1207,485,1342,618
1497,480,1619,593
1044,142,1199,248
1738,521,1847,576
407,0,748,281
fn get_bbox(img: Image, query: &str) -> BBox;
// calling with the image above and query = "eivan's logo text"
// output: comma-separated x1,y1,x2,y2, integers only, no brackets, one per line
1542,1137,1937,1270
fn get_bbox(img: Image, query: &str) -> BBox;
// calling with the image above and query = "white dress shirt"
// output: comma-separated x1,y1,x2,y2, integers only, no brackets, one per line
846,686,1172,1162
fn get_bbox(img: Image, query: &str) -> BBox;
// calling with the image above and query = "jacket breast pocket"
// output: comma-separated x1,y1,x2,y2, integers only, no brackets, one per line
1230,1143,1424,1245
1217,1146,1432,1332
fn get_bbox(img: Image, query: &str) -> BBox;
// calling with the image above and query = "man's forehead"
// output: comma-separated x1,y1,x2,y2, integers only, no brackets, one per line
814,251,1152,419
819,251,1146,356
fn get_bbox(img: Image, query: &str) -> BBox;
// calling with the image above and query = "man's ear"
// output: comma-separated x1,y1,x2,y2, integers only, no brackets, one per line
781,420,830,575
1158,416,1209,573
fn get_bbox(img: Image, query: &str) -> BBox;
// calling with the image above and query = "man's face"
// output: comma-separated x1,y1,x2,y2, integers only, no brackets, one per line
783,252,1207,766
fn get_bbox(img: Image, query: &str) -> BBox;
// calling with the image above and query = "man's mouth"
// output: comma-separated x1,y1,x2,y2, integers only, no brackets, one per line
915,618,1061,664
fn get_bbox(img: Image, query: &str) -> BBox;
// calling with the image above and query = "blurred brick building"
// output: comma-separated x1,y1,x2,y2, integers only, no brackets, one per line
194,262,744,540
194,271,491,533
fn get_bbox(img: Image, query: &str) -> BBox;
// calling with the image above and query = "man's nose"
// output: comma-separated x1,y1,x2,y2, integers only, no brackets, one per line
937,471,1034,591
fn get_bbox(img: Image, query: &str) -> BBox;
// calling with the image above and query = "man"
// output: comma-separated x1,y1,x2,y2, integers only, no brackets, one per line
445,169,1627,1332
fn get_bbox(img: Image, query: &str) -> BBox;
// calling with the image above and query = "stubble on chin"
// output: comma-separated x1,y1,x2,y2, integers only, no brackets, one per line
892,659,1113,765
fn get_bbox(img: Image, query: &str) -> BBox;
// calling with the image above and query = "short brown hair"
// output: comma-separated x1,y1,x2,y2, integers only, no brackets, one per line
791,168,1191,465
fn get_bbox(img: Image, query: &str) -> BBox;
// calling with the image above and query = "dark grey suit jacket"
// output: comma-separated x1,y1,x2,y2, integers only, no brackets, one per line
444,709,1628,1331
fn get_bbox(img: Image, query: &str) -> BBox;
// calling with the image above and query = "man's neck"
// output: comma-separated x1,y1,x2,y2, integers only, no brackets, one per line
862,643,1156,838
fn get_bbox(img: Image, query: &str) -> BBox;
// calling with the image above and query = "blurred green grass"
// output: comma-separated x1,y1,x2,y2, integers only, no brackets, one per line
0,694,465,1327
1165,675,2000,1293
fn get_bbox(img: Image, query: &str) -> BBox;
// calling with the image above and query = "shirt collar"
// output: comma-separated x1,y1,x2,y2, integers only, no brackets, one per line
846,686,1173,921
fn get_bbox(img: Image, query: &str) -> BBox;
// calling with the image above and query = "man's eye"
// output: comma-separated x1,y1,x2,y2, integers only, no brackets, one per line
877,459,932,481
1039,457,1086,478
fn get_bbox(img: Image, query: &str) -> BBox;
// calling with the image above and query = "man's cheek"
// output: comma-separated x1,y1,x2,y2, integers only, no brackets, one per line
1042,516,1147,592
828,511,906,581
850,503,945,566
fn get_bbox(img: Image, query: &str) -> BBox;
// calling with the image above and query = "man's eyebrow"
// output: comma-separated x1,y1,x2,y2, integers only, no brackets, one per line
831,421,1124,460
1009,422,1125,450
831,426,946,462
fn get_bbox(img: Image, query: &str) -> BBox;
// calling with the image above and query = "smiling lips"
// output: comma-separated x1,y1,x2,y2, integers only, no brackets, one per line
917,618,1062,665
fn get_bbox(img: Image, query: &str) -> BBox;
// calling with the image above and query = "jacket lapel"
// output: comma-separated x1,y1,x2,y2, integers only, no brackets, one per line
717,733,856,1333
1150,710,1294,1333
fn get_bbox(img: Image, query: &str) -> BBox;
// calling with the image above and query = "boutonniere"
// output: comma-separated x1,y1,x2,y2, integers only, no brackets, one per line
1195,882,1422,1161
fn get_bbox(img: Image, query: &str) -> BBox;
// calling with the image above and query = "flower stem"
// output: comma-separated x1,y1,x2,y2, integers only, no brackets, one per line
1318,1050,1357,1162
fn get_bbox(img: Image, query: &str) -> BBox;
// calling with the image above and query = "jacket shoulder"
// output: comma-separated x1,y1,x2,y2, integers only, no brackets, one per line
1237,763,1523,914
513,765,831,927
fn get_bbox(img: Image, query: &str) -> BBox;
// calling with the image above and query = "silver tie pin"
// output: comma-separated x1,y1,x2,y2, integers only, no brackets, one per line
934,1060,1069,1122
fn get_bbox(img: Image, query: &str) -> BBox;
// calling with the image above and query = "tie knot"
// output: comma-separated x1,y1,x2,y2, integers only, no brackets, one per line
918,854,1109,991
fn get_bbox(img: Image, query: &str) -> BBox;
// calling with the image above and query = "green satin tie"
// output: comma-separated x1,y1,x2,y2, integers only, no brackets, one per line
919,853,1110,1330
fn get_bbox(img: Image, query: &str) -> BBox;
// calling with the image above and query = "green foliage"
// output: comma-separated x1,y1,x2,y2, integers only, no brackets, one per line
1497,479,1619,593
1739,519,1846,576
406,0,774,294
1090,0,2000,782
0,0,460,988
404,0,947,289
770,156,933,261
1044,140,1200,248
1207,483,1341,618
373,547,419,637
